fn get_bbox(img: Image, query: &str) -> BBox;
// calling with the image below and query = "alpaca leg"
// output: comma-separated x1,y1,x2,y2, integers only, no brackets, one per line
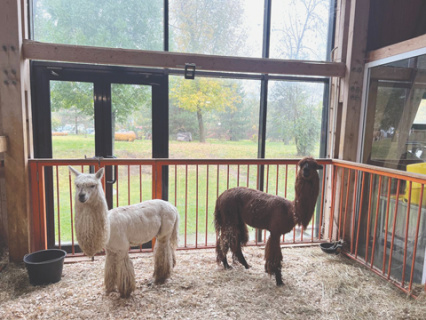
230,223,250,269
117,252,136,298
230,234,250,269
216,231,231,269
153,237,173,284
104,250,118,294
172,246,177,268
264,235,284,286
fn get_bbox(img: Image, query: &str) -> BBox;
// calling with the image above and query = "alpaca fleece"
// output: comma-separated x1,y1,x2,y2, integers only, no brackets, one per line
214,157,322,286
70,166,179,298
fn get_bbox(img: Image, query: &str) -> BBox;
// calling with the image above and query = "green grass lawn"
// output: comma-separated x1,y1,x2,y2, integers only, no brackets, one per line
52,135,304,159
51,135,320,247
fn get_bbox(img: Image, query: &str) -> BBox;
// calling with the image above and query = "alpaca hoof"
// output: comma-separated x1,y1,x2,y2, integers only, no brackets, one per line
224,264,233,270
276,278,284,286
120,292,131,299
154,278,166,285
244,264,251,269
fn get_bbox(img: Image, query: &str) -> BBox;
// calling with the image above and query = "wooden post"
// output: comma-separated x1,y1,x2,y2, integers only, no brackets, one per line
326,0,371,241
325,0,351,240
338,0,370,162
0,0,32,262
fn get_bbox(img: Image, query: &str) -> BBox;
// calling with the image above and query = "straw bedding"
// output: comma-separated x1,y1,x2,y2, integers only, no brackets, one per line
1,246,425,319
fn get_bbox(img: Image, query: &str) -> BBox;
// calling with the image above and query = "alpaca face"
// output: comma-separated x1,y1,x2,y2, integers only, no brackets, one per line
69,166,105,203
298,157,323,179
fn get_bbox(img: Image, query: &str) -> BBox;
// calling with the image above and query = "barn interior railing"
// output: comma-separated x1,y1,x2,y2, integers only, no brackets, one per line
28,158,426,297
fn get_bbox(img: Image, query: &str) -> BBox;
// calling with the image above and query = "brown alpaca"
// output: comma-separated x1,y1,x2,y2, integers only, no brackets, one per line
214,157,323,286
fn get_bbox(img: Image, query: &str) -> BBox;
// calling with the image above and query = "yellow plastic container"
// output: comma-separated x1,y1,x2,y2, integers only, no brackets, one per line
405,162,426,206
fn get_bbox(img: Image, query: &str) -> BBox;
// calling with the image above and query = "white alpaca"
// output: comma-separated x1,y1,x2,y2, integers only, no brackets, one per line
69,166,179,298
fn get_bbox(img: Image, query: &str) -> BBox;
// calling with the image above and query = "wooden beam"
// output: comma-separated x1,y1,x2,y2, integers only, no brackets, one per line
22,40,346,78
0,0,31,262
327,0,370,243
367,33,426,62
370,66,413,81
0,136,7,153
338,0,370,162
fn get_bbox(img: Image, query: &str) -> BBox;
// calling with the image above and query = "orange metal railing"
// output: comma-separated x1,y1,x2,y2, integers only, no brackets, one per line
28,158,426,296
331,160,426,297
28,158,331,253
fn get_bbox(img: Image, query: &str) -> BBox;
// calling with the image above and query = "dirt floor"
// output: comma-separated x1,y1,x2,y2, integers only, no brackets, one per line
1,245,426,320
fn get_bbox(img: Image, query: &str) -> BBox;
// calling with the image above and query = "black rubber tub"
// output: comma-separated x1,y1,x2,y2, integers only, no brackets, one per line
23,249,67,285
320,241,343,254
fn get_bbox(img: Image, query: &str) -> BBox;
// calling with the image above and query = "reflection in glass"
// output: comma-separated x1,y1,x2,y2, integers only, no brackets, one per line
364,55,426,171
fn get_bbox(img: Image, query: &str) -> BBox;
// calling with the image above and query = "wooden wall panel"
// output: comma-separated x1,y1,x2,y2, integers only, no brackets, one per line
367,0,426,51
0,0,32,262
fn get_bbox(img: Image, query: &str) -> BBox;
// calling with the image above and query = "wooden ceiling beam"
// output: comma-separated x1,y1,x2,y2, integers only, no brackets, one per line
367,33,426,62
22,40,346,78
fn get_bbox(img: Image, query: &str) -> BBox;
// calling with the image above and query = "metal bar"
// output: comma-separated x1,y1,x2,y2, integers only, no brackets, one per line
401,181,412,287
370,176,382,268
276,164,279,195
329,165,338,240
216,165,220,198
205,165,209,247
196,165,199,248
311,168,314,240
174,165,177,206
128,165,131,205
29,158,330,166
355,172,366,258
215,165,220,248
338,168,346,239
409,184,424,292
293,164,297,243
285,164,288,198
184,165,188,247
68,168,75,255
227,164,230,189
387,180,401,280
343,169,352,241
237,164,240,187
247,164,250,187
55,165,61,248
116,166,119,207
332,159,426,184
266,164,269,193
382,178,392,274
319,165,326,240
139,165,142,202
365,174,374,263
283,164,289,242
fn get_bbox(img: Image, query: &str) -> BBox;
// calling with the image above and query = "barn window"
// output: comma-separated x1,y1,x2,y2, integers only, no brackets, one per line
32,0,164,50
362,51,426,172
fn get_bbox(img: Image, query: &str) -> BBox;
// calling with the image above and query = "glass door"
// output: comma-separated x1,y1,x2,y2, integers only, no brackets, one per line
31,62,168,250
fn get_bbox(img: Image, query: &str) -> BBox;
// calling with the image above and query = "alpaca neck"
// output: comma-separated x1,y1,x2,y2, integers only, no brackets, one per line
293,175,319,229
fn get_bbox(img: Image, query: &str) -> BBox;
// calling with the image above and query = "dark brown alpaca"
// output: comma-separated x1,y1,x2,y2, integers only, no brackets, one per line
214,157,323,286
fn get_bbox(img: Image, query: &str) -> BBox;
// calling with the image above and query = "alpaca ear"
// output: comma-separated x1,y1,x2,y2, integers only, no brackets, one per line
95,167,105,180
316,163,323,170
69,166,81,177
